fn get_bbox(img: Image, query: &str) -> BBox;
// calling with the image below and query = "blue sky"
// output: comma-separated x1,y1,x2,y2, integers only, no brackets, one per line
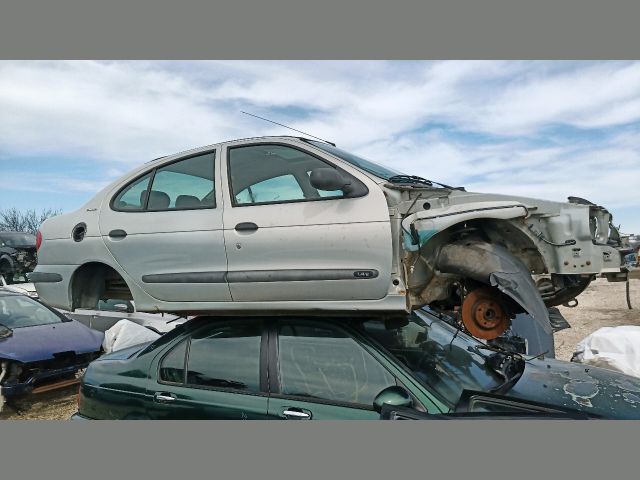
1,60,639,232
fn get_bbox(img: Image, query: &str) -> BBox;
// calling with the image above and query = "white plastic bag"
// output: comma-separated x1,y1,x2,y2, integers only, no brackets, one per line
103,319,161,353
572,326,640,378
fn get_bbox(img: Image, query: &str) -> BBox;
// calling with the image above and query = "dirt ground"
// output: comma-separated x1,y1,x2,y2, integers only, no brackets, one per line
1,277,639,420
555,277,640,361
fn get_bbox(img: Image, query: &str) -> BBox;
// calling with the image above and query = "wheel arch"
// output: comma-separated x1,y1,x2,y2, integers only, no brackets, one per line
70,261,133,310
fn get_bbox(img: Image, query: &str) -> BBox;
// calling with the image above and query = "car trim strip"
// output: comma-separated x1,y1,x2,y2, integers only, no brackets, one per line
142,272,228,283
28,272,63,283
141,269,379,284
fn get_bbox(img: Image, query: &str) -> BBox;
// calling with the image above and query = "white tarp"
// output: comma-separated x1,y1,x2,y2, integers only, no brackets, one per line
573,326,640,378
103,319,161,353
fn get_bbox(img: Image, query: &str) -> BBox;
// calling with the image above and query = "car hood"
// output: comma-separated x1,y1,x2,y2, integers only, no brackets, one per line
0,320,104,363
505,357,640,419
95,341,153,361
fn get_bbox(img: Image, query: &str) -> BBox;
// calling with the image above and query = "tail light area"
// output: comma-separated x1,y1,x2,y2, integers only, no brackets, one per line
36,230,43,252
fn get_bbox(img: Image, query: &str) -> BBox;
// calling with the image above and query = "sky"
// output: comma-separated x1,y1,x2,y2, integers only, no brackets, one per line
0,60,639,232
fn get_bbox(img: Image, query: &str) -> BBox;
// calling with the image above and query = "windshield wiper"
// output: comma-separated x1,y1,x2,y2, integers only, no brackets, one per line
387,175,462,190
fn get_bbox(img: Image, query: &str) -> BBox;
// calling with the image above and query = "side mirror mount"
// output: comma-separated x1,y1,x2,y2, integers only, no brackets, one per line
309,168,353,194
373,386,413,413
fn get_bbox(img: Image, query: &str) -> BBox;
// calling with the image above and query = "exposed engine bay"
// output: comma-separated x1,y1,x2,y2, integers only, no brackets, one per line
386,182,626,340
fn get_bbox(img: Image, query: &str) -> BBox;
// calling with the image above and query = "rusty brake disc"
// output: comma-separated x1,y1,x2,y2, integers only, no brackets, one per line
461,287,510,340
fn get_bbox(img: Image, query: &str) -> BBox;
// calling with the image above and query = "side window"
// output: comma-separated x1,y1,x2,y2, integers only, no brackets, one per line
159,339,188,384
185,322,262,392
277,322,396,407
148,152,215,210
228,144,350,206
113,172,152,211
235,174,304,204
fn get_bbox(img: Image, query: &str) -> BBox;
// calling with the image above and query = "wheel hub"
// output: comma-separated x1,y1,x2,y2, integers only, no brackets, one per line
461,287,510,340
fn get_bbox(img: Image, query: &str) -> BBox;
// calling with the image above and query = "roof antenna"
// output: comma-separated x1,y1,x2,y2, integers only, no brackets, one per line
241,111,336,147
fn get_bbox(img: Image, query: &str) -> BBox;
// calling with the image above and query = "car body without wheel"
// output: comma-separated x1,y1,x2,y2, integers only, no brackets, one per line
32,136,626,339
72,308,640,420
0,232,37,284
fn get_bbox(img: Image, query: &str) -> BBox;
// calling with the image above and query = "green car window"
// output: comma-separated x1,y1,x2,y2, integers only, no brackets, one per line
361,314,500,406
185,322,262,392
277,322,396,406
159,339,188,384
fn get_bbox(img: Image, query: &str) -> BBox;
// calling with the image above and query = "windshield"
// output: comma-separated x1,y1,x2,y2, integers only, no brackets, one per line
360,312,501,406
0,232,36,248
0,295,64,328
307,140,406,180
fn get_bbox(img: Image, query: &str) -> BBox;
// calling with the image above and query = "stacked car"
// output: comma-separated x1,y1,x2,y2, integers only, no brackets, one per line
22,135,638,419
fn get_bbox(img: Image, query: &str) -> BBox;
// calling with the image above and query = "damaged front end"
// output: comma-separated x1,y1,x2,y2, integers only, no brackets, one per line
0,350,102,399
386,184,626,340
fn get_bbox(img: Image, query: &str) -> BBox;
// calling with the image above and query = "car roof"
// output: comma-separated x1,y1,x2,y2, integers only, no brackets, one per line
144,136,329,164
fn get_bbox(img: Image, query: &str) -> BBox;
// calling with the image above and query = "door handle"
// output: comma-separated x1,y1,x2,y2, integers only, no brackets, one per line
154,392,177,403
282,407,312,420
108,229,127,239
235,222,258,232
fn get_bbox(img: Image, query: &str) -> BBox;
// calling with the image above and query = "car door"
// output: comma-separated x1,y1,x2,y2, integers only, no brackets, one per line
99,149,232,303
266,319,401,419
220,141,393,302
145,319,270,419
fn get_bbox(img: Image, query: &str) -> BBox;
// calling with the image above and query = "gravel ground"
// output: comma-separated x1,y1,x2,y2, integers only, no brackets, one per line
1,277,638,420
0,384,78,420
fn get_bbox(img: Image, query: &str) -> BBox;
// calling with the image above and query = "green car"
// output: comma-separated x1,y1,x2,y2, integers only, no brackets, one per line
73,309,640,420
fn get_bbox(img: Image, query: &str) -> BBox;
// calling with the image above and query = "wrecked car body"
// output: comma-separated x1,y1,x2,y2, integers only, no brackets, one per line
0,232,38,284
0,289,103,405
31,136,626,340
72,309,640,420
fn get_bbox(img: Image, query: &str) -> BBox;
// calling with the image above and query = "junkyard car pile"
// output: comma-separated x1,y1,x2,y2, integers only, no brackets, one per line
13,135,639,419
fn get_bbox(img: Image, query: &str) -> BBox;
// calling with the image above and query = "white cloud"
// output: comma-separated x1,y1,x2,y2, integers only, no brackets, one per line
1,60,639,230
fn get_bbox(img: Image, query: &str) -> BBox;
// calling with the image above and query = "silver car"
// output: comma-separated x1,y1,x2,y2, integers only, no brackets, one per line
31,136,626,339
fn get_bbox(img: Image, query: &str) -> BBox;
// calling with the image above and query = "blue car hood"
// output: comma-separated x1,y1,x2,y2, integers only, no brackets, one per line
0,320,104,363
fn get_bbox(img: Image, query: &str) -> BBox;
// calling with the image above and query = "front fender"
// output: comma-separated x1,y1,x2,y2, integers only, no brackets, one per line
437,240,552,334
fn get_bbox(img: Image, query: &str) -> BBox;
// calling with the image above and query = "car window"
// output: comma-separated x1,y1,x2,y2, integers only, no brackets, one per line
360,314,500,406
228,144,349,206
185,322,262,392
0,233,36,247
147,153,215,210
113,172,152,211
277,321,396,406
307,140,405,180
235,174,304,204
0,295,64,328
159,339,188,384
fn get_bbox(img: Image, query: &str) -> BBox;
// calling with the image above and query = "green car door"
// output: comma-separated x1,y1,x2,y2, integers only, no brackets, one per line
145,319,270,419
266,319,407,420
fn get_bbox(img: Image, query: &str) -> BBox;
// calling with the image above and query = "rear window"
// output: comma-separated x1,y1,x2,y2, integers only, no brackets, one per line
0,233,36,247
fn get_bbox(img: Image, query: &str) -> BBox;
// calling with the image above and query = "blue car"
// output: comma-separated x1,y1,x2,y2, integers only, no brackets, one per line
0,288,104,398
